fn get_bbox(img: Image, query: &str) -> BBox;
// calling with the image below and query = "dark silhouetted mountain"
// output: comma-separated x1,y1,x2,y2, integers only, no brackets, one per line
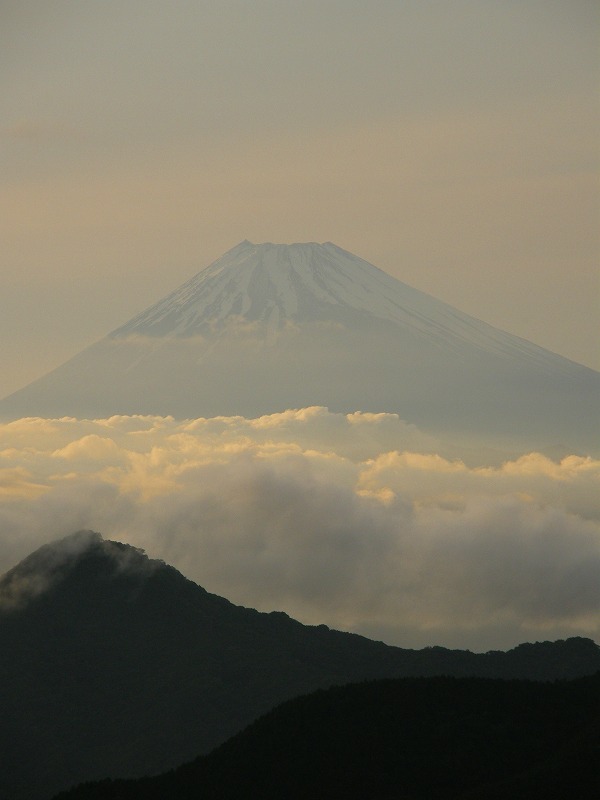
1,532,598,799
1,242,597,454
54,673,600,800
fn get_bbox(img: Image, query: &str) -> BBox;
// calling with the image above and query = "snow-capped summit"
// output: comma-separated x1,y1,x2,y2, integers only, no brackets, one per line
109,241,563,369
112,240,452,336
0,241,597,454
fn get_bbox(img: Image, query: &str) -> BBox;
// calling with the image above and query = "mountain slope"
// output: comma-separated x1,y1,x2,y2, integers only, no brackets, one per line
0,242,597,453
106,241,571,364
54,674,600,800
0,532,598,800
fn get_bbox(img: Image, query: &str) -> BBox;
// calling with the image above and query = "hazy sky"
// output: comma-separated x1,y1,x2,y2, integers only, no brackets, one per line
1,0,598,397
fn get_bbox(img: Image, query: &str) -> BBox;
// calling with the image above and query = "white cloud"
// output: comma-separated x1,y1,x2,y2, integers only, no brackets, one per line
0,410,598,650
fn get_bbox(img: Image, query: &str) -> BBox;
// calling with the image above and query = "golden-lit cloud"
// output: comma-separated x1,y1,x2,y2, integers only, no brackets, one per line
0,410,598,650
0,467,47,500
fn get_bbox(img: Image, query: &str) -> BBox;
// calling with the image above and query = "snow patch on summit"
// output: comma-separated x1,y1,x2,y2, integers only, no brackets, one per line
113,240,419,336
110,241,566,370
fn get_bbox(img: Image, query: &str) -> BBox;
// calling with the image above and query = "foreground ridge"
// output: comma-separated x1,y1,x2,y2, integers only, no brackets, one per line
54,673,600,800
1,532,598,799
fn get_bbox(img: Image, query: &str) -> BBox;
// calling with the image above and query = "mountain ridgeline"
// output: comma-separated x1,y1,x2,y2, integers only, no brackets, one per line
0,532,598,800
0,241,597,454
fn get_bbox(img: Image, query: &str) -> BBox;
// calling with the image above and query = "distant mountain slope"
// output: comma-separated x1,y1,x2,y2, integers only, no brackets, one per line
105,242,569,364
0,532,598,800
1,242,597,453
54,674,600,800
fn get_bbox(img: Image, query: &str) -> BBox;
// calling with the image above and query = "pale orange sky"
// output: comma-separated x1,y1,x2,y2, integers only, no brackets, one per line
1,0,598,397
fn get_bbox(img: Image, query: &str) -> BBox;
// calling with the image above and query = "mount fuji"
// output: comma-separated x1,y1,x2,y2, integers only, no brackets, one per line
1,241,597,453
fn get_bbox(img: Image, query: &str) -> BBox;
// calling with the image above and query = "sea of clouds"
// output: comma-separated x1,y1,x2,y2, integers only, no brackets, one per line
1,407,598,651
